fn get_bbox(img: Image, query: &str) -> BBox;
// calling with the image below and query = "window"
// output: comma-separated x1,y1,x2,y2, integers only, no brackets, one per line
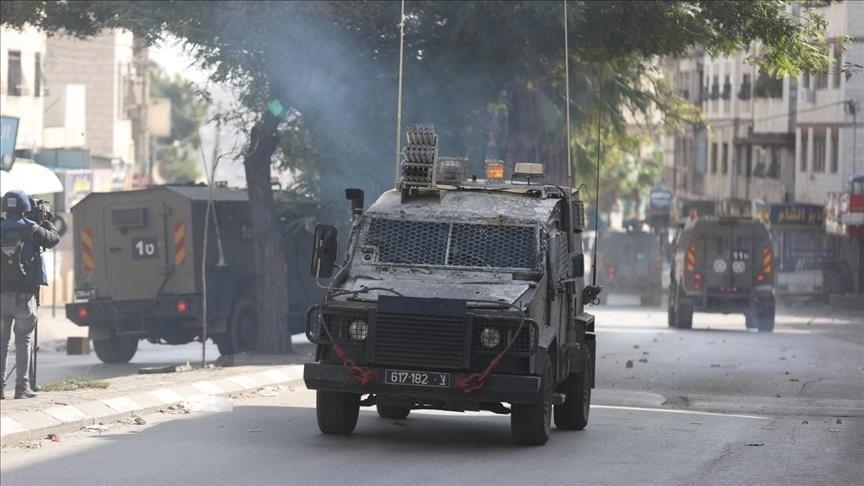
34,52,42,97
721,75,732,100
739,73,752,100
813,128,826,172
832,39,843,89
815,45,829,89
710,142,718,174
768,147,781,179
800,131,808,172
830,129,839,173
754,148,766,177
754,72,783,98
7,50,22,96
721,143,728,175
710,75,720,100
801,72,810,91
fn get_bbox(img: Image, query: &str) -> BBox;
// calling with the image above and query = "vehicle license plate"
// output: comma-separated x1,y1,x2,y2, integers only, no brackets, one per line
384,369,450,387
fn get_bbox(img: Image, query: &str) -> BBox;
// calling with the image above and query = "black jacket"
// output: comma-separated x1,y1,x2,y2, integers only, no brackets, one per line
0,216,61,293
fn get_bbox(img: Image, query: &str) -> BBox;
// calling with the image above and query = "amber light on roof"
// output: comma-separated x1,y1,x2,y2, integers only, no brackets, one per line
485,161,505,181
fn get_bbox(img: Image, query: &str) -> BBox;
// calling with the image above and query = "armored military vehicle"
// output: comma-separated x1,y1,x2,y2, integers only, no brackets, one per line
65,185,319,363
303,125,599,445
597,229,663,306
668,214,775,331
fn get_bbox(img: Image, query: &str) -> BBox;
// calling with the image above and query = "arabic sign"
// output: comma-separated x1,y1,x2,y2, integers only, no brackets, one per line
1,116,20,171
769,204,824,228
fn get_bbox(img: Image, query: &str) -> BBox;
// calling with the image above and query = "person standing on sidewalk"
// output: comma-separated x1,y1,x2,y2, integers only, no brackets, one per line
0,190,60,399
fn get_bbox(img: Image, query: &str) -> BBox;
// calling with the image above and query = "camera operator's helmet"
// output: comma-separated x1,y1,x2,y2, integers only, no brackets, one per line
1,190,31,215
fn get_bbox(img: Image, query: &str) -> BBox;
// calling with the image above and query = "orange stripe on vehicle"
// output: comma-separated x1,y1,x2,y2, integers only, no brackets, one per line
686,244,696,271
174,222,187,265
81,227,94,271
763,248,772,273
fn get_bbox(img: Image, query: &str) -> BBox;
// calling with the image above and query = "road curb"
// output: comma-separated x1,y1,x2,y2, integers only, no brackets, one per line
0,364,305,447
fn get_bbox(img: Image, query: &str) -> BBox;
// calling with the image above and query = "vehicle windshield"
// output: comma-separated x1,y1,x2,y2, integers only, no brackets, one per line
361,218,539,270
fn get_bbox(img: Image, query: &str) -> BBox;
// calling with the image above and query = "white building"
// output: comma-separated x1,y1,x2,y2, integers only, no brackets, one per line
0,25,47,154
795,0,864,205
43,29,141,170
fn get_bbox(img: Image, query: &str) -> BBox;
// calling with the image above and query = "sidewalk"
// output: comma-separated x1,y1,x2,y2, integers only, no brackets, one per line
0,353,310,447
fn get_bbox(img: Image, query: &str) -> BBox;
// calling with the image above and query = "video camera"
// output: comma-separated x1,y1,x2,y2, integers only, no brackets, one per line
26,197,53,223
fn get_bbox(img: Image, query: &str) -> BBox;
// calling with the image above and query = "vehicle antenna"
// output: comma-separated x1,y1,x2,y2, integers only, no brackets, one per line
564,0,573,190
394,0,406,186
590,5,604,290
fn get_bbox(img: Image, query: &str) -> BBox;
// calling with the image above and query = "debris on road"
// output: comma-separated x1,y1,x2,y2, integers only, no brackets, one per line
638,358,648,363
47,434,61,442
746,443,765,447
40,378,110,392
83,424,108,433
626,360,634,368
183,395,233,413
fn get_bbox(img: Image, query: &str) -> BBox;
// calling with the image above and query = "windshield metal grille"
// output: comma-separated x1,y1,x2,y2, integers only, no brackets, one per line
366,219,449,266
364,218,537,269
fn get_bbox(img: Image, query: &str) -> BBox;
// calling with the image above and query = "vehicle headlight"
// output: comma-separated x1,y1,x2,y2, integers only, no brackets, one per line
480,327,501,349
348,319,368,341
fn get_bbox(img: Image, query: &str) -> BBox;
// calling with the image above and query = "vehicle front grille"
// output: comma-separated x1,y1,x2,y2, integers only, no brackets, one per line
373,313,466,369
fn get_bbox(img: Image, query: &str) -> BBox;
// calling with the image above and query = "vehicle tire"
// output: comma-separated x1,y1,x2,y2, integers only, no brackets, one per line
511,356,553,445
757,305,775,333
217,298,259,356
554,350,592,431
675,295,693,330
376,404,411,420
667,284,678,328
93,333,139,364
316,390,361,435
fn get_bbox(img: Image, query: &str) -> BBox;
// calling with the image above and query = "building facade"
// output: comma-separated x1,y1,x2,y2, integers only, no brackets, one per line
0,25,47,155
794,0,864,205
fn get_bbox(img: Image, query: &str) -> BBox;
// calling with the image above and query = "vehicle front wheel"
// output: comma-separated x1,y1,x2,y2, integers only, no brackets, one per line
316,390,360,435
554,350,592,430
511,356,553,445
376,404,411,420
92,332,138,364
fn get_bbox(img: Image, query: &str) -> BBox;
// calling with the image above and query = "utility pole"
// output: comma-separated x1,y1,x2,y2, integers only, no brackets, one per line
132,36,149,184
847,100,859,174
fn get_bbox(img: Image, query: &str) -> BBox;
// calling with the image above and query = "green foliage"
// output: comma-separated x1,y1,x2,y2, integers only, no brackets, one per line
149,63,205,183
1,0,833,212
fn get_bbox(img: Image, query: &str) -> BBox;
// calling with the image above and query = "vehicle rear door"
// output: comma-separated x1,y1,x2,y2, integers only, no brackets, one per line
101,196,171,300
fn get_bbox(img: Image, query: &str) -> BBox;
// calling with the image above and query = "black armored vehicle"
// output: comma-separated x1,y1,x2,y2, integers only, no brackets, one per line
668,214,775,331
303,127,598,445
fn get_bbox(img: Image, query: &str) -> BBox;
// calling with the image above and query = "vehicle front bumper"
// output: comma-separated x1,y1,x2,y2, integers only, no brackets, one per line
304,363,541,404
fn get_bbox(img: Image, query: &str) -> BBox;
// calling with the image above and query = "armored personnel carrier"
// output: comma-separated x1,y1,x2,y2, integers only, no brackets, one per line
303,125,599,445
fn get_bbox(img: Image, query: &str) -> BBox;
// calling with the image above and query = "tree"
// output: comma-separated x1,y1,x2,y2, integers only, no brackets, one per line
149,63,206,183
2,0,832,353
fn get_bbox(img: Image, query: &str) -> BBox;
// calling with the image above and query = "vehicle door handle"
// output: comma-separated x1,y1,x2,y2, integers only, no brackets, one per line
109,246,122,253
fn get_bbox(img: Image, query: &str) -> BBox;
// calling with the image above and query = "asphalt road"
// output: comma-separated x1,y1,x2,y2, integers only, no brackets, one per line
2,299,862,486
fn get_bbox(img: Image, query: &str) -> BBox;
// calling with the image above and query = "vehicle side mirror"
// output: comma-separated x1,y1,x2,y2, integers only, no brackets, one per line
310,224,338,278
571,253,585,278
345,188,365,216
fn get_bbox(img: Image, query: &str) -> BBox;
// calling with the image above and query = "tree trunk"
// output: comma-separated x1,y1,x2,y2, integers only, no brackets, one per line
244,112,292,353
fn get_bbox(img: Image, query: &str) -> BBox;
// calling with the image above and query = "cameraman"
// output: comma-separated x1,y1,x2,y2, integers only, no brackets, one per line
0,190,60,399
